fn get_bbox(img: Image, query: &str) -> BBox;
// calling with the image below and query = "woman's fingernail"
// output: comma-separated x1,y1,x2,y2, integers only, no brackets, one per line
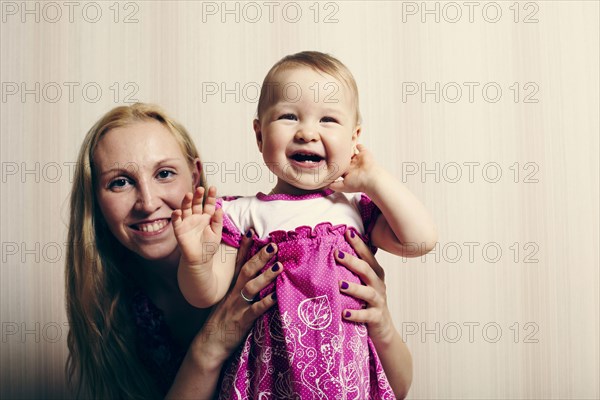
350,230,355,238
267,244,274,253
338,250,345,259
344,311,351,318
271,263,280,272
246,230,253,238
341,281,349,290
271,292,277,300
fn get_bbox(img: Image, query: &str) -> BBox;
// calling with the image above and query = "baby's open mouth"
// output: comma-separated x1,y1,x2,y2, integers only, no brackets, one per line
130,218,170,232
290,152,324,163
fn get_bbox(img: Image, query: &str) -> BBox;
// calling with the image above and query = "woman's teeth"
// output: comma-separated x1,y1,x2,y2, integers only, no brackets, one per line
135,219,169,232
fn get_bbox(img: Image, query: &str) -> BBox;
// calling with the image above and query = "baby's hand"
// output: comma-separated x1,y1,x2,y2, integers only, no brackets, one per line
172,186,223,267
328,144,381,193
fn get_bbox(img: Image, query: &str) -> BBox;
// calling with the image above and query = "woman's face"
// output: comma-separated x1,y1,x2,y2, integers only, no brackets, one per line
93,120,200,262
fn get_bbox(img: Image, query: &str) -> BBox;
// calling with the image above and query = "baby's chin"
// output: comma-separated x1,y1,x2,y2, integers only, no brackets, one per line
292,181,336,193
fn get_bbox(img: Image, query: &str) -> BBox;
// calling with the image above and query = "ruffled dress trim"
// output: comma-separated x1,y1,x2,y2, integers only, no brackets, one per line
217,191,381,253
255,189,334,201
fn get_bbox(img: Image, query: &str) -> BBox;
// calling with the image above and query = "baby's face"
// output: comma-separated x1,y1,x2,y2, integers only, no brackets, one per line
255,66,360,194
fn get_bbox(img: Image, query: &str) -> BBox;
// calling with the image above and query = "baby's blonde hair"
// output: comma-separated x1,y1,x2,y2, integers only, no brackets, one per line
256,51,361,123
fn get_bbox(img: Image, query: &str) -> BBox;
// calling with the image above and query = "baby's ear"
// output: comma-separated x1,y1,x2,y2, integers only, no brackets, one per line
352,125,361,143
191,158,202,188
253,119,263,153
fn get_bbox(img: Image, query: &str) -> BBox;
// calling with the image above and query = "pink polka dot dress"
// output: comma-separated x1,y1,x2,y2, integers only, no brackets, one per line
217,190,395,400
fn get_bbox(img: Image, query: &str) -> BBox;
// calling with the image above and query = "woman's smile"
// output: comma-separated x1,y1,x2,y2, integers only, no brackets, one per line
129,218,172,236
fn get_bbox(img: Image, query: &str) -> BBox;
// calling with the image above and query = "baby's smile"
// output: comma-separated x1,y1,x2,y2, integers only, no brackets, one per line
288,150,326,170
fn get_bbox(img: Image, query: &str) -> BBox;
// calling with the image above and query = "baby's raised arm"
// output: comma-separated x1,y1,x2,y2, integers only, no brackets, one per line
173,186,237,308
329,144,437,257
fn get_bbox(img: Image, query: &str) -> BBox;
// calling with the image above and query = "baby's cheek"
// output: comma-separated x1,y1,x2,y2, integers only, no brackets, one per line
336,155,353,173
324,163,344,182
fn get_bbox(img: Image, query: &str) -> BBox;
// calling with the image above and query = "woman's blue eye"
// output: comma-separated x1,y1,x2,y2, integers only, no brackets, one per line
109,178,131,189
157,170,174,179
278,113,297,121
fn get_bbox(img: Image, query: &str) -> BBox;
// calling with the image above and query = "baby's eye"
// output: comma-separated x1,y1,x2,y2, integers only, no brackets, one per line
278,113,297,121
320,116,338,123
108,177,132,190
157,169,175,180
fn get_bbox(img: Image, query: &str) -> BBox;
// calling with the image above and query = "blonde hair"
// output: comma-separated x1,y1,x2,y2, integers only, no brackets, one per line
65,103,205,399
256,51,361,123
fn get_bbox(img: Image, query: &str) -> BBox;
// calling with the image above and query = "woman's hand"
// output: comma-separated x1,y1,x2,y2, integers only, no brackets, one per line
334,229,392,345
200,232,281,362
166,232,282,399
334,230,413,399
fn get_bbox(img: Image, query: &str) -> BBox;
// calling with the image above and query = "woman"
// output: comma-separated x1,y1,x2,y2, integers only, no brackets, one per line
65,103,412,399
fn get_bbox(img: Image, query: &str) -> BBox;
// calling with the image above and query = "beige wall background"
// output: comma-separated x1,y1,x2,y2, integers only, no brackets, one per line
1,1,598,398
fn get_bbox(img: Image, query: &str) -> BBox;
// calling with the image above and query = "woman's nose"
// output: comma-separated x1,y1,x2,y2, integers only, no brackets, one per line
134,181,161,214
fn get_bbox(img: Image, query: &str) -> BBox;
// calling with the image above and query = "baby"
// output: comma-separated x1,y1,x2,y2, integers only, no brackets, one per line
174,51,437,399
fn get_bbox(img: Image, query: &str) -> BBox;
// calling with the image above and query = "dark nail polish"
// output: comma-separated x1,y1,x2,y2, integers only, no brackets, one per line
271,292,277,300
271,263,280,272
246,230,253,238
267,244,274,253
350,230,356,238
341,281,349,290
344,311,351,318
338,250,345,259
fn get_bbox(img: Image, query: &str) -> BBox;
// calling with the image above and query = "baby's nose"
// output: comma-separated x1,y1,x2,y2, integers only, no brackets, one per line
294,126,319,141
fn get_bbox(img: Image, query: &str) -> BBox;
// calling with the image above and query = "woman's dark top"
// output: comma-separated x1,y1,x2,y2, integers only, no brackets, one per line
131,289,185,395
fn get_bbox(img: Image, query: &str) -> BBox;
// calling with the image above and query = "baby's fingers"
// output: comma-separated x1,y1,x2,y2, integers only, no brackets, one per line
355,143,367,153
180,192,194,218
171,209,182,229
328,178,347,193
203,186,218,215
211,208,223,237
191,187,205,214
